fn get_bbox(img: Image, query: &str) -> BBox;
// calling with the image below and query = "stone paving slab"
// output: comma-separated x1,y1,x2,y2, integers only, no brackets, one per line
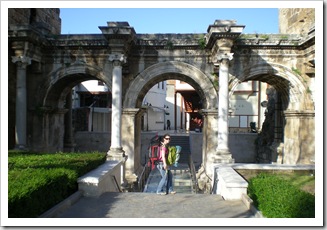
55,192,255,218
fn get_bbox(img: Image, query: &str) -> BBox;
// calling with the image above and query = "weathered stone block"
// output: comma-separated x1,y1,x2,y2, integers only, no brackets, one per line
77,160,123,197
215,166,248,200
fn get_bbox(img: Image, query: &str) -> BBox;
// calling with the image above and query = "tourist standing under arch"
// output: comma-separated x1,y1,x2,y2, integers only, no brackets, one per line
156,134,176,195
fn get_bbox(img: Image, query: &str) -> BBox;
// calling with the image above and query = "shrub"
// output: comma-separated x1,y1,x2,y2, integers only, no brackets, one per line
248,173,315,218
8,151,106,217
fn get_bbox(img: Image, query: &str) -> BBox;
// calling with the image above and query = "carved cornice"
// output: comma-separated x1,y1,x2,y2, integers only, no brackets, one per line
122,108,141,116
234,33,314,50
9,25,49,47
200,109,218,117
283,110,315,118
47,38,108,47
206,20,244,50
99,22,136,53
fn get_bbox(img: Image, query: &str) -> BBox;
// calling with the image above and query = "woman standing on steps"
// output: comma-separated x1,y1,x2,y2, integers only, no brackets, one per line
156,134,176,195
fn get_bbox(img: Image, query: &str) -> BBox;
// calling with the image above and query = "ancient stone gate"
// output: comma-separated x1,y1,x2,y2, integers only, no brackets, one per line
8,10,315,187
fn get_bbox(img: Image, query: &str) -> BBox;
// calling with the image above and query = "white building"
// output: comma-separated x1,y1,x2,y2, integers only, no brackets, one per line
72,80,111,132
142,81,168,131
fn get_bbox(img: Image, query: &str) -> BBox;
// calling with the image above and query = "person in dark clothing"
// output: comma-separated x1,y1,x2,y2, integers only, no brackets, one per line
166,119,171,130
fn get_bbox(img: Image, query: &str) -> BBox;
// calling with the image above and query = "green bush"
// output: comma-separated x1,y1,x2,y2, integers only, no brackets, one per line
8,151,106,217
248,173,315,218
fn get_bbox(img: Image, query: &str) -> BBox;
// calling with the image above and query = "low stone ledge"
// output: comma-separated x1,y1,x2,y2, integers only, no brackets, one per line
77,160,123,197
241,194,264,218
229,163,315,171
215,166,248,200
39,191,83,218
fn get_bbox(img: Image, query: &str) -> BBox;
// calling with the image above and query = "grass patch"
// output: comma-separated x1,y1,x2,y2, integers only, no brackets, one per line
8,150,106,217
235,169,315,195
247,172,315,218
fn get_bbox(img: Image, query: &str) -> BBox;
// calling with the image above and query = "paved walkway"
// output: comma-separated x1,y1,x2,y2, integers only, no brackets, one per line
54,192,255,218
41,160,257,220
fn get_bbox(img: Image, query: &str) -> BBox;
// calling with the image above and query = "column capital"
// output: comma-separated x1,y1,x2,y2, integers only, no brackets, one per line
122,108,141,116
108,53,126,65
200,109,218,117
217,53,233,62
12,55,31,67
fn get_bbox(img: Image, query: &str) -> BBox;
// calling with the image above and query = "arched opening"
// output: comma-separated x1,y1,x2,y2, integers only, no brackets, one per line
137,75,205,169
141,79,203,132
39,64,110,153
123,61,217,183
230,62,314,164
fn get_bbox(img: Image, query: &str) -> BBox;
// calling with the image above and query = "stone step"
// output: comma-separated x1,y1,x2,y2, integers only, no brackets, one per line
171,169,190,175
174,180,192,186
173,185,193,193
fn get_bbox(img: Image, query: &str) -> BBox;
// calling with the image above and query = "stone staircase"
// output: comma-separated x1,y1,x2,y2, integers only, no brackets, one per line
143,134,196,194
171,163,193,193
143,163,194,194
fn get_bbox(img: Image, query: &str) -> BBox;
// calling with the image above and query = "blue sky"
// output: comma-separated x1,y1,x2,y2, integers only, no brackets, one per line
60,8,279,35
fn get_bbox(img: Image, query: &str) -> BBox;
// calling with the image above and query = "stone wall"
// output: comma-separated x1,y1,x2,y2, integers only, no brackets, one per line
229,134,257,163
74,132,111,152
279,8,315,35
75,131,257,164
8,8,61,35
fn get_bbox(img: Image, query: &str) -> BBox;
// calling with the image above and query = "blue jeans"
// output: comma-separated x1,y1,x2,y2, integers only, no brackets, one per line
156,163,174,193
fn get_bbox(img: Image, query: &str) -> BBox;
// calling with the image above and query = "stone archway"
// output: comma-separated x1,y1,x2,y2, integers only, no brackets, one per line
36,63,110,153
44,63,110,108
230,62,312,111
122,61,218,182
229,62,315,164
124,61,217,109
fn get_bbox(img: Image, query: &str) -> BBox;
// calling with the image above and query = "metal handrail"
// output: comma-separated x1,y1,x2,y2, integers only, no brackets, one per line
111,175,123,192
188,154,199,194
138,164,151,192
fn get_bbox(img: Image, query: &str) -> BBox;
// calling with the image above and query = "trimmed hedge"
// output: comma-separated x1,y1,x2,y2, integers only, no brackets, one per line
247,173,315,218
8,151,106,218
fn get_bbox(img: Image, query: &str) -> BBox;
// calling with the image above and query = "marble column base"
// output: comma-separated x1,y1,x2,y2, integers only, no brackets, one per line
213,149,234,163
107,147,126,161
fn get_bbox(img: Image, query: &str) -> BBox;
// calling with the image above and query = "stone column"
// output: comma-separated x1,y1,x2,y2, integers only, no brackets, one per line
12,55,31,150
197,109,218,192
121,108,141,186
64,91,75,152
107,54,126,159
214,53,234,163
283,110,315,164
